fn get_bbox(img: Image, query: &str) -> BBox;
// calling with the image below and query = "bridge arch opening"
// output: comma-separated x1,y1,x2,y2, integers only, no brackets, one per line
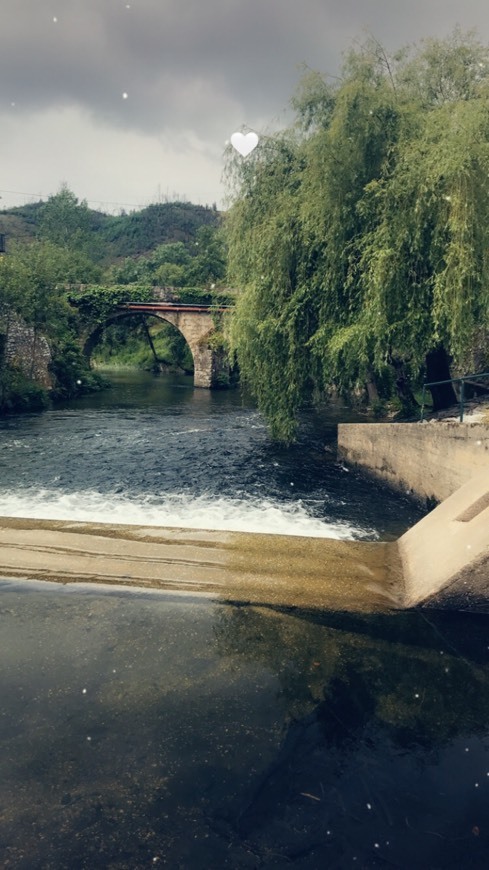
84,312,195,378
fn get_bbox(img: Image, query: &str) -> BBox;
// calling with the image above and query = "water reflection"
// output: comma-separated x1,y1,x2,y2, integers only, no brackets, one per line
215,605,489,746
1,581,488,868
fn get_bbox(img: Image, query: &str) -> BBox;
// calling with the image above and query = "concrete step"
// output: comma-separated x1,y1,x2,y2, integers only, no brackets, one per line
398,468,489,609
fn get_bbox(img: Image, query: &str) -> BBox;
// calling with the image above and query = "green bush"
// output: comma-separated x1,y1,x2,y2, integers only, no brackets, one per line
50,338,110,399
0,368,49,414
92,319,194,373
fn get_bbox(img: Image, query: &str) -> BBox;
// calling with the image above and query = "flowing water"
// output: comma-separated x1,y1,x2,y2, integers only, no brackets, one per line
1,372,488,869
0,371,420,539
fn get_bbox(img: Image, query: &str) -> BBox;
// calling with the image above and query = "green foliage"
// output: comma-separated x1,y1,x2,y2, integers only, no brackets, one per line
38,184,91,246
0,241,111,410
1,197,221,265
185,225,227,285
92,319,193,373
103,226,227,289
226,131,314,440
98,202,220,259
49,338,109,399
225,28,489,439
105,241,192,285
0,366,49,414
396,26,489,106
371,398,387,419
0,240,97,338
153,262,187,287
68,284,154,324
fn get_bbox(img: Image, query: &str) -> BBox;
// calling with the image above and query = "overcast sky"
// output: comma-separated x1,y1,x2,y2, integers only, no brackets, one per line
1,0,488,213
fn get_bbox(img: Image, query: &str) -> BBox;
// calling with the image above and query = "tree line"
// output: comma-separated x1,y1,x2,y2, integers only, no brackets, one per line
0,196,220,260
225,29,489,440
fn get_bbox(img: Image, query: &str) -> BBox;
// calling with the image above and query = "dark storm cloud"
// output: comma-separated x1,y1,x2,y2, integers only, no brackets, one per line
2,0,487,140
1,0,332,136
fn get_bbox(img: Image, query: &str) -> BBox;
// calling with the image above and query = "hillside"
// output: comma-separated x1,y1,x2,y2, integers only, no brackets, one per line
0,199,221,263
0,202,44,245
101,202,220,259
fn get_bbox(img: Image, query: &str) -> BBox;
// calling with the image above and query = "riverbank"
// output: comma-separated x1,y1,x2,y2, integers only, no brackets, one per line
422,394,489,423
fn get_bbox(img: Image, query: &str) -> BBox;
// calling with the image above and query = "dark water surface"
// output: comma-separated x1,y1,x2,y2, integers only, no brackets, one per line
1,372,488,868
1,581,489,869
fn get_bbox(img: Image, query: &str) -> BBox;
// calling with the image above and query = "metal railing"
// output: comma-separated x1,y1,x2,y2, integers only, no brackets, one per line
420,370,489,422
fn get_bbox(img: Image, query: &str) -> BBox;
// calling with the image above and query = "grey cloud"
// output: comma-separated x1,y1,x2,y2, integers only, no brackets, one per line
1,0,489,209
2,0,489,137
0,1,356,137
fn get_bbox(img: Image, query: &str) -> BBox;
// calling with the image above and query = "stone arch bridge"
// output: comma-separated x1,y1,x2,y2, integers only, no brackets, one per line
84,301,231,389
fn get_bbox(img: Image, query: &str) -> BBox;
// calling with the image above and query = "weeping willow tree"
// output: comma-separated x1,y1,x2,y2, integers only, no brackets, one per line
226,29,489,440
356,93,489,409
225,133,317,441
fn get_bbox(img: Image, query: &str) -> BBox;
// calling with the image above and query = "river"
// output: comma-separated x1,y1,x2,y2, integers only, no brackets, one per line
0,371,488,869
0,370,421,539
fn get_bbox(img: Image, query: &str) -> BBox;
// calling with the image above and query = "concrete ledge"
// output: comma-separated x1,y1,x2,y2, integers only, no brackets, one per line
338,422,489,504
397,468,489,608
0,517,400,613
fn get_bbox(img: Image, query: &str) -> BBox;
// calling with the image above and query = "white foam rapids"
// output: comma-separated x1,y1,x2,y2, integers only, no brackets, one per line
0,488,373,540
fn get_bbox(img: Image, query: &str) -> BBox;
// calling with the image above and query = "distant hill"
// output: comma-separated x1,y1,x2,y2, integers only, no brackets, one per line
0,201,44,245
0,200,221,262
100,202,220,259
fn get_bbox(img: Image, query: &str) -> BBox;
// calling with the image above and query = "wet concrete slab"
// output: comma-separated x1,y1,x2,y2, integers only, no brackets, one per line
0,517,402,613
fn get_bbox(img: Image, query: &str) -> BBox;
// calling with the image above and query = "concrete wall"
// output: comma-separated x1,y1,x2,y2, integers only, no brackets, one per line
338,422,489,504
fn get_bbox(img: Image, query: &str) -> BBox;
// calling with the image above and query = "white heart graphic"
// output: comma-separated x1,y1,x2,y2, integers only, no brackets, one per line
230,131,259,157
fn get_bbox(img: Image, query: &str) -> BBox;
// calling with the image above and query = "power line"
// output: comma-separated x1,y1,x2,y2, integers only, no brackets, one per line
0,189,147,210
0,189,220,212
0,188,44,199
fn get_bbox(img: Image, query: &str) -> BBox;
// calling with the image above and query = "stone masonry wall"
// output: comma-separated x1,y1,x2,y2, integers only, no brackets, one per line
157,310,228,388
4,317,53,389
338,422,489,504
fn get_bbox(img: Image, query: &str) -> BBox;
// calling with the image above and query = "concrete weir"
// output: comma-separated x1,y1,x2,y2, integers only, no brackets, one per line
337,421,489,610
0,461,487,613
398,467,489,610
0,518,401,613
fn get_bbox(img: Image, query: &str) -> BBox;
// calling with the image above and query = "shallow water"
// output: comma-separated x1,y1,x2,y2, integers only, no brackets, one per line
1,579,489,869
